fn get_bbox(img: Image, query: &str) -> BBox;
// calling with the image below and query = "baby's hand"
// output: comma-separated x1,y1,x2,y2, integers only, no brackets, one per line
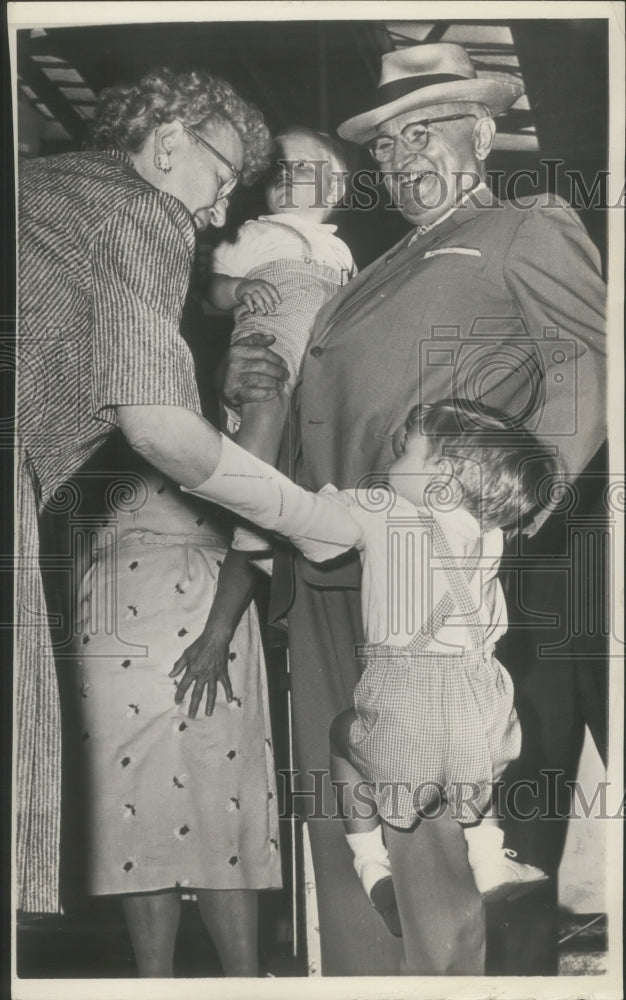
235,279,282,315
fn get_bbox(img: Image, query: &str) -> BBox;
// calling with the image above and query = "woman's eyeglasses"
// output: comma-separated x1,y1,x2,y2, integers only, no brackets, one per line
367,113,478,164
182,125,241,198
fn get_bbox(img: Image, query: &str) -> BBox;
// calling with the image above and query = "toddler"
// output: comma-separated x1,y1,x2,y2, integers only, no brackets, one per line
181,400,554,934
208,127,355,552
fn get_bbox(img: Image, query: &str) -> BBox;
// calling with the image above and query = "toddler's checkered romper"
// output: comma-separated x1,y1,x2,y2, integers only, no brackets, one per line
348,512,521,828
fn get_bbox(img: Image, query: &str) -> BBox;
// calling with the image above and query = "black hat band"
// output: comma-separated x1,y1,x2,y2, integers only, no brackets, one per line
374,73,470,108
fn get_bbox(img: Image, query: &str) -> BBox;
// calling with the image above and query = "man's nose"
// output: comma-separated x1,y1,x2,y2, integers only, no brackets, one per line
391,141,421,173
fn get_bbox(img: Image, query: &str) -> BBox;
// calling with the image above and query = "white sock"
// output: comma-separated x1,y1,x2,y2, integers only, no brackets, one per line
464,823,504,869
345,828,392,899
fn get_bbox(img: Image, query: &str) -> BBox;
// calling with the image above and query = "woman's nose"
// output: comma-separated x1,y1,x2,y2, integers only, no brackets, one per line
391,427,406,457
208,197,229,228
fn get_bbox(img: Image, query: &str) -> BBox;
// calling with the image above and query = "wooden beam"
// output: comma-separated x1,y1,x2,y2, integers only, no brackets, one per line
425,23,452,43
18,55,87,145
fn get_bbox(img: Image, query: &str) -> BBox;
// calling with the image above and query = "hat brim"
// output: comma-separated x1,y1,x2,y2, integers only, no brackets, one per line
337,74,524,143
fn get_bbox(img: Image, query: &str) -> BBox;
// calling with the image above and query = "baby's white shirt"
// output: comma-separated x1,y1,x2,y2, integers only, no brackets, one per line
212,213,356,280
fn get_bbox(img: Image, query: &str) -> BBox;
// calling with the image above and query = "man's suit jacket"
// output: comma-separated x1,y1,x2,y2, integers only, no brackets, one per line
271,188,606,611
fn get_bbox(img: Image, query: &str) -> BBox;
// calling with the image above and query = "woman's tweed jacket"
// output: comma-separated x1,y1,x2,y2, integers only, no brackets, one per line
16,149,200,911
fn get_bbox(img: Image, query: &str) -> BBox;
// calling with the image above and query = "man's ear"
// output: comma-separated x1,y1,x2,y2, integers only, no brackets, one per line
473,117,496,162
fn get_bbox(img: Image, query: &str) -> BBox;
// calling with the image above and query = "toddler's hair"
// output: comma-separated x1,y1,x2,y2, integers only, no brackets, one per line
404,400,562,531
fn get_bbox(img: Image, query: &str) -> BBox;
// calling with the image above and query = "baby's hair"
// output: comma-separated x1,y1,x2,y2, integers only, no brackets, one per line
275,126,348,174
274,126,349,202
404,400,562,532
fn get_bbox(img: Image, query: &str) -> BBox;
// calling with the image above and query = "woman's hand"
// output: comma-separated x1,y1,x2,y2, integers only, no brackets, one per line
169,628,234,719
235,278,281,315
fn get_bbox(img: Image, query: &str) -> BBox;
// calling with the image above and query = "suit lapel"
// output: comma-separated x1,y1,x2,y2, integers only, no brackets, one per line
316,199,490,339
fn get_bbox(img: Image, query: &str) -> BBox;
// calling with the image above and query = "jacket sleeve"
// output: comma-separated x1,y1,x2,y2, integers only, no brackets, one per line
502,198,607,479
90,189,200,425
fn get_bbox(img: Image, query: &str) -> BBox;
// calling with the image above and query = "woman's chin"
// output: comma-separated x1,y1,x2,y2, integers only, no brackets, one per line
192,210,210,230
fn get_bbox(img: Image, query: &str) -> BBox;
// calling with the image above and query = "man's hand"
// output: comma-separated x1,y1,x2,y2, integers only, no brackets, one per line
169,628,234,719
235,278,282,315
222,331,290,406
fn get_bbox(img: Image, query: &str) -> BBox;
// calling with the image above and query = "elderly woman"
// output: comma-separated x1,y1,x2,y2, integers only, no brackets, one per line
17,67,289,976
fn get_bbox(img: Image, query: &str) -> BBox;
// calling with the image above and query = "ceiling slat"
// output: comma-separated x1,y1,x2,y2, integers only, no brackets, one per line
18,58,87,144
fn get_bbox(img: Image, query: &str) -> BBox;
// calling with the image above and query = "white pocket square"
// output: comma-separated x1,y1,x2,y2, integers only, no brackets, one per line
423,247,482,259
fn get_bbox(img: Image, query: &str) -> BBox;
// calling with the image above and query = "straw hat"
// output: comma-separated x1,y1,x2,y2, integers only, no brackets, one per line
337,43,524,143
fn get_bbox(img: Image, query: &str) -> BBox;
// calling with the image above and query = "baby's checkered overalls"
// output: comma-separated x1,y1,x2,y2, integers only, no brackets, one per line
230,219,348,378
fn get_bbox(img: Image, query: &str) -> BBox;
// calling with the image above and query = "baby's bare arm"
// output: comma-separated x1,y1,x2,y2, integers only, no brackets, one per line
207,273,242,311
207,273,281,314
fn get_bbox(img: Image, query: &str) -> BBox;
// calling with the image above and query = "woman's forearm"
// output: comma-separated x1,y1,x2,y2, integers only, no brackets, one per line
116,404,223,488
183,435,361,561
116,405,360,560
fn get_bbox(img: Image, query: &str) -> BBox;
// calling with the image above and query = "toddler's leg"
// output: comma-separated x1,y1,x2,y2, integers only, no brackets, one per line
463,799,548,903
329,710,401,937
329,709,379,835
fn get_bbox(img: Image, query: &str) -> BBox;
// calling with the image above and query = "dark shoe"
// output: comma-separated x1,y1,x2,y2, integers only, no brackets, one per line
370,875,403,937
482,874,550,904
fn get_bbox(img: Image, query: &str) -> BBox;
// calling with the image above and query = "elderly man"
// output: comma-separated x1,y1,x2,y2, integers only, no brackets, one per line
223,42,606,976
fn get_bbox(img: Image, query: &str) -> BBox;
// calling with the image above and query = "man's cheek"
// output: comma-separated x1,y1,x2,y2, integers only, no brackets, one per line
383,174,402,206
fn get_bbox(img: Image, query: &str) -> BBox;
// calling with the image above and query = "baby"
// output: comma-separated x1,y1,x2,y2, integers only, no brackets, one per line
182,400,555,935
208,127,355,552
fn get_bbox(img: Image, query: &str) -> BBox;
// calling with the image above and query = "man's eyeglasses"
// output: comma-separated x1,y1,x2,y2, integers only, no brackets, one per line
367,113,479,164
182,124,241,198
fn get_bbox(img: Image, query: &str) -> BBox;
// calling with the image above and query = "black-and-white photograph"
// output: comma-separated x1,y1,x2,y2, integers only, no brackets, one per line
6,3,624,998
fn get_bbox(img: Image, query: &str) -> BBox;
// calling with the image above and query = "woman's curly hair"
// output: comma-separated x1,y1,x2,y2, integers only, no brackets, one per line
87,66,271,186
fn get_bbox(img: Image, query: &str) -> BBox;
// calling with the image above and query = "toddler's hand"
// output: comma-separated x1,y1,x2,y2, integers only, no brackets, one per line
235,279,281,315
